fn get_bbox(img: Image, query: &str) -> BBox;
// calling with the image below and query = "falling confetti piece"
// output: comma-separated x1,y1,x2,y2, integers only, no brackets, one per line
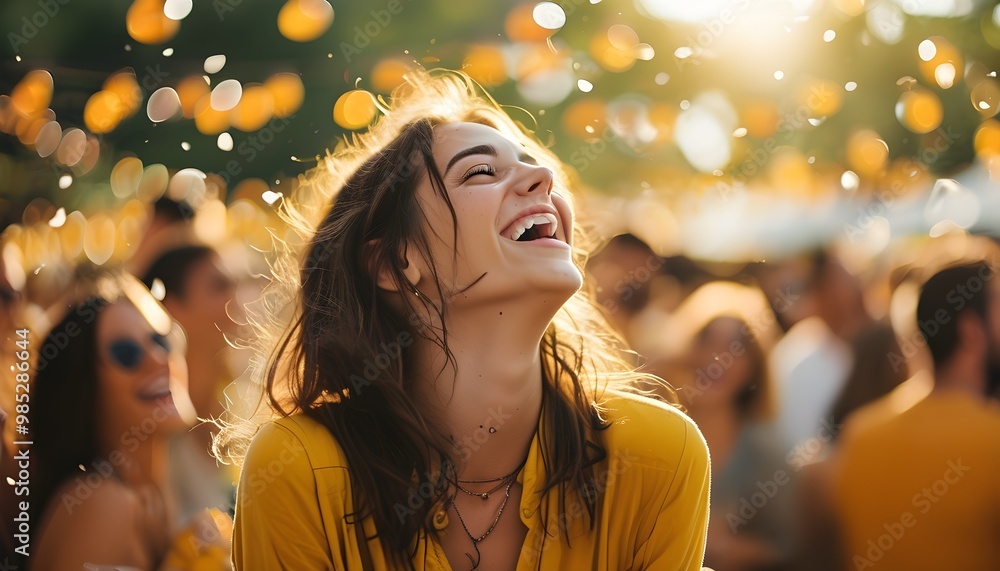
533,2,566,30
204,55,227,74
217,132,234,151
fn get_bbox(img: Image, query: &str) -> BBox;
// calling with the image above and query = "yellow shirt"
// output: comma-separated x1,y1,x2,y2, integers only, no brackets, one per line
833,391,1000,571
232,391,710,570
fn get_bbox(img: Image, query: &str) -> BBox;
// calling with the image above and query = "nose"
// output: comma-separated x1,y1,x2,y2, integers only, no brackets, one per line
147,337,171,369
518,164,554,196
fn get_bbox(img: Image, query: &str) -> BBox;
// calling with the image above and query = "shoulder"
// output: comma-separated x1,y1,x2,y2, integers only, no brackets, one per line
243,413,349,472
34,477,147,567
43,476,143,526
596,390,709,473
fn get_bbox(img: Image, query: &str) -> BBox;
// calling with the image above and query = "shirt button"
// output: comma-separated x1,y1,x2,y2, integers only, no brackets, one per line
433,510,449,530
522,508,532,518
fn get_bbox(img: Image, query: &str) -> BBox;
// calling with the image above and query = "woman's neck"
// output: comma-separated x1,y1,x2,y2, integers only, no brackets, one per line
410,299,555,481
96,429,170,495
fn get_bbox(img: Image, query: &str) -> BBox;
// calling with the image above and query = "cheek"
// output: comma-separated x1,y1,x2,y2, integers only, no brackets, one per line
551,195,574,243
98,368,140,416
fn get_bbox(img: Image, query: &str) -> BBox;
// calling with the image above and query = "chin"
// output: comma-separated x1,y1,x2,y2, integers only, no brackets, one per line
525,264,584,298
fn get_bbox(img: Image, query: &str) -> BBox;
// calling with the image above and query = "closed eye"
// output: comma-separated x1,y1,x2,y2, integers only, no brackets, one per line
462,164,496,181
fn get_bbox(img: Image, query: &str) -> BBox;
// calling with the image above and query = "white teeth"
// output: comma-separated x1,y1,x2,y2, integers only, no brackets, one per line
507,213,558,241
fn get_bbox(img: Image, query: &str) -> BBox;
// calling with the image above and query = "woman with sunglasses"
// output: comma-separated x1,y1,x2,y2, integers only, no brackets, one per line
221,71,710,570
28,275,230,570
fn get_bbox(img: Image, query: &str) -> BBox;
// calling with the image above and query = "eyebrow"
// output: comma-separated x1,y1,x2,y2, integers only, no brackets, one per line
444,144,497,175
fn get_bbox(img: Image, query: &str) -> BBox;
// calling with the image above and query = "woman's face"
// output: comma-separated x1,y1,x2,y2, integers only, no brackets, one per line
95,301,188,444
689,317,754,402
410,122,583,305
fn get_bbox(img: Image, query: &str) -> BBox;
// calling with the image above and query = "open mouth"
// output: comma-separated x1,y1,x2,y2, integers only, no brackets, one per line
136,377,172,402
501,212,559,243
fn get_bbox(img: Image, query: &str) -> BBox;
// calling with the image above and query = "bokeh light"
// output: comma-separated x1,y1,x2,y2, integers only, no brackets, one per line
277,0,334,42
333,90,378,130
126,0,181,44
917,36,963,89
846,129,889,177
505,3,551,42
264,73,304,118
895,88,944,134
230,84,275,132
11,70,53,116
462,46,507,88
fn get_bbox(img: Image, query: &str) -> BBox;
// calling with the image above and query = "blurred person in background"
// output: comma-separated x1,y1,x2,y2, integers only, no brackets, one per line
586,233,710,362
142,245,239,521
660,281,792,571
759,250,872,451
586,233,661,339
792,320,909,571
127,197,197,278
28,273,231,570
833,261,1000,570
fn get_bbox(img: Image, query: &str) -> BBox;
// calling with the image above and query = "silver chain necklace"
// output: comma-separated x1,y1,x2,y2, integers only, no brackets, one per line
450,476,516,570
449,459,526,569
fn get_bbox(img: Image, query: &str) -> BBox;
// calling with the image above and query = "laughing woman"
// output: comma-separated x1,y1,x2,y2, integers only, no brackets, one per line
221,71,710,571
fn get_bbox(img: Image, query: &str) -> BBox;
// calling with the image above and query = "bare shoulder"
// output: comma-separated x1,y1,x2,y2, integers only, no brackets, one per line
33,476,148,568
596,390,709,471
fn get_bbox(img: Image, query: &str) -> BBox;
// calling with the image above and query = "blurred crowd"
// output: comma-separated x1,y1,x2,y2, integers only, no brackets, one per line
587,230,1000,571
2,192,1000,570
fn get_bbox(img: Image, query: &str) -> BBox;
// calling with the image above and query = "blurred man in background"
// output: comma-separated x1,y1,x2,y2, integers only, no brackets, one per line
833,261,1000,570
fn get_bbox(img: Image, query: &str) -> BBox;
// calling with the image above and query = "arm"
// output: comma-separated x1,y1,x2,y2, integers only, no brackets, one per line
232,422,336,570
633,419,712,571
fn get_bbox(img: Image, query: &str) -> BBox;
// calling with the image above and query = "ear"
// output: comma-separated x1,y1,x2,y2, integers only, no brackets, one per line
366,239,422,293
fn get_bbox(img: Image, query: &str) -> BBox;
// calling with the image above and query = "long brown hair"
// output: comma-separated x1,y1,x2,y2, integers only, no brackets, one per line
215,70,670,567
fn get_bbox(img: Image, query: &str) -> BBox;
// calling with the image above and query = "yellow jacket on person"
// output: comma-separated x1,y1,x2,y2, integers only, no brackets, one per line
232,391,711,570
